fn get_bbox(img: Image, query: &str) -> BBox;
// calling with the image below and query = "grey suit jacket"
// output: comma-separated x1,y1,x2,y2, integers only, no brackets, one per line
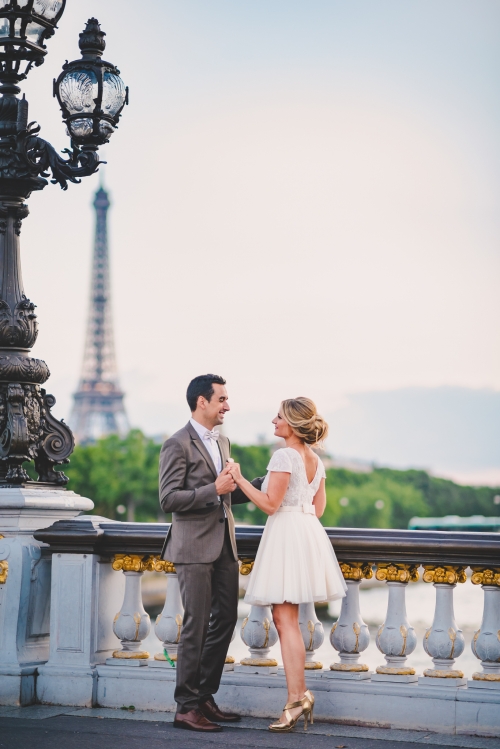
159,422,260,564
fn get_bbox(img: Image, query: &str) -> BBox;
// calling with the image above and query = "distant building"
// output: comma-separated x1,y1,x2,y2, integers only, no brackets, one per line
70,185,128,444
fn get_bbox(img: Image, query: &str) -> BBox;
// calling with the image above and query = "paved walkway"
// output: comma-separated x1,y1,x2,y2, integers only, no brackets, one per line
1,706,499,749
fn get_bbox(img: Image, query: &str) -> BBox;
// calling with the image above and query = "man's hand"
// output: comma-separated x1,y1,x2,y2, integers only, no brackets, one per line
215,465,237,495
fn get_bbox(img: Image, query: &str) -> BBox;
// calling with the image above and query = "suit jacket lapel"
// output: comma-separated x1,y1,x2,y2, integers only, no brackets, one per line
218,436,229,470
186,421,218,480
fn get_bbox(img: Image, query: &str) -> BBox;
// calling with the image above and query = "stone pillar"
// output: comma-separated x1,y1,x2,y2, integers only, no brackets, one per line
326,562,372,681
106,554,152,665
37,551,124,706
235,604,279,675
0,488,94,706
299,601,324,671
469,567,500,690
419,565,466,687
150,560,182,670
372,563,418,683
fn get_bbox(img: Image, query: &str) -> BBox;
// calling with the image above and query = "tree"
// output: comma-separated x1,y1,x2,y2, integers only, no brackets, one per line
65,430,161,521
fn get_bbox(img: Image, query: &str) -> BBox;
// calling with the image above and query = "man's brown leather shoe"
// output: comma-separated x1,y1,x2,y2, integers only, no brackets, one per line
173,708,222,732
199,696,241,722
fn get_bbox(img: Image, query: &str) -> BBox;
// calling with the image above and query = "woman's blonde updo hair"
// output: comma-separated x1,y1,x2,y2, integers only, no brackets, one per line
280,397,328,447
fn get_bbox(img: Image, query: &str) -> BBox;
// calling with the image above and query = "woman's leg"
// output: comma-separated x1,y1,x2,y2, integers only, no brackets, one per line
272,602,306,721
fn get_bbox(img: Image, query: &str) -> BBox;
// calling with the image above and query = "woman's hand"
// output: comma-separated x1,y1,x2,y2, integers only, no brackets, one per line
227,461,243,484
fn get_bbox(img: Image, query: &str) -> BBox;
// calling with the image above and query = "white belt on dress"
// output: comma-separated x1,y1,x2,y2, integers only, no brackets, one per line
277,504,316,515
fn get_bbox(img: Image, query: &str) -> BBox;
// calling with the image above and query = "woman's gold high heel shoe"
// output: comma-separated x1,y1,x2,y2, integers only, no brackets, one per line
268,694,313,732
304,689,315,724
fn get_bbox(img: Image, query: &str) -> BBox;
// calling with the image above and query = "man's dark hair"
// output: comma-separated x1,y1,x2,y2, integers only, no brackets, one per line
187,374,226,412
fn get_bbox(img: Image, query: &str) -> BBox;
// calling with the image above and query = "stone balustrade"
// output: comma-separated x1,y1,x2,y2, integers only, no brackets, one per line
1,516,498,735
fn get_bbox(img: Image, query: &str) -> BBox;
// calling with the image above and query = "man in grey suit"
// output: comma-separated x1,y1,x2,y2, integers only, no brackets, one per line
159,374,262,733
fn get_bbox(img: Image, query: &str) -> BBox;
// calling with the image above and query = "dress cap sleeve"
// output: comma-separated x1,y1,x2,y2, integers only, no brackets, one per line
318,458,326,480
267,448,293,473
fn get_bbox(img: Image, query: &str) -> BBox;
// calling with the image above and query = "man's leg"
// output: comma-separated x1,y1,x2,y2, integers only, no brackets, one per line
175,562,212,712
198,525,239,702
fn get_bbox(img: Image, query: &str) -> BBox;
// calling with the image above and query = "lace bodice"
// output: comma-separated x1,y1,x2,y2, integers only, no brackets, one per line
261,447,326,507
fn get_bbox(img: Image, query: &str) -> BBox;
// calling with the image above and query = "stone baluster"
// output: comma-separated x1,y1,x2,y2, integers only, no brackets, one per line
299,602,324,672
326,562,372,680
108,554,152,665
419,565,466,686
469,567,500,689
372,563,418,683
235,604,279,675
149,559,183,669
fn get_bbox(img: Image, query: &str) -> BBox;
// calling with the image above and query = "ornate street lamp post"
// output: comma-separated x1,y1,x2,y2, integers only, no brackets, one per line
0,7,127,484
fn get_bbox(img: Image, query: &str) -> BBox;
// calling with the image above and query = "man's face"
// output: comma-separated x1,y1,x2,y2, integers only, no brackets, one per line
200,383,230,427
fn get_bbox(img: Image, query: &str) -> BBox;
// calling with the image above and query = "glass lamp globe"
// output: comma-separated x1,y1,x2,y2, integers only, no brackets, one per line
0,0,66,81
54,19,128,147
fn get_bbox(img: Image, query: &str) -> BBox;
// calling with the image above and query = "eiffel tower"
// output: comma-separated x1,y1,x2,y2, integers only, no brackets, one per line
70,184,129,444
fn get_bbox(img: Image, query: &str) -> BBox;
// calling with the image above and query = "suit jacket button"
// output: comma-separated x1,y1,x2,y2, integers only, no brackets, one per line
219,518,224,523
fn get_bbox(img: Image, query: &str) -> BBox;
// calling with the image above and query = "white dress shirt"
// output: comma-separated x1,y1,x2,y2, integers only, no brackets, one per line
189,418,222,474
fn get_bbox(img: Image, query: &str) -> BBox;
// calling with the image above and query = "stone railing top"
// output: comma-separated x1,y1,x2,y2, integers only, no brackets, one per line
33,516,500,567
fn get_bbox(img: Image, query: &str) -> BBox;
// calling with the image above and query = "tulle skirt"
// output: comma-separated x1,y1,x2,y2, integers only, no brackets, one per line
243,506,347,606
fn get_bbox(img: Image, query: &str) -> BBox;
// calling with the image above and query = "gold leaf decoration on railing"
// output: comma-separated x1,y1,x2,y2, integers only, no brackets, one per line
0,535,7,585
375,563,419,583
152,558,176,574
339,562,373,581
239,558,254,576
0,559,7,585
112,554,147,572
111,554,176,573
470,567,500,587
422,565,466,585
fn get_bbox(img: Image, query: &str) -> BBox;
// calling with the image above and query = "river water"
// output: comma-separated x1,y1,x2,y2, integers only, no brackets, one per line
142,575,484,677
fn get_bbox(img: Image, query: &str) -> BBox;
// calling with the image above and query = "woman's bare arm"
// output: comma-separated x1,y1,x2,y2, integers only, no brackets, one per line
313,478,326,517
228,463,290,515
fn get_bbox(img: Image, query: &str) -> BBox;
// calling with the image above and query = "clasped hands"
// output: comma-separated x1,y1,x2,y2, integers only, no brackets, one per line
214,460,243,495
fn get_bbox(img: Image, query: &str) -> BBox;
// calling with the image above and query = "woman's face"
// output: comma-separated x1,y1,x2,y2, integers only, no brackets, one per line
272,410,294,439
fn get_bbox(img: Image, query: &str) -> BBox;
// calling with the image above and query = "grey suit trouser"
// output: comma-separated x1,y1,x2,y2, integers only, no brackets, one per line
174,522,239,712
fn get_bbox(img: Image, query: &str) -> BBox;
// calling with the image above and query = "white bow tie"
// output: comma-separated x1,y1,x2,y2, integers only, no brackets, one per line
204,430,220,441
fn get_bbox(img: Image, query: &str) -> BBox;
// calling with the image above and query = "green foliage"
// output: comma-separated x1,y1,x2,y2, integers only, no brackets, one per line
323,466,500,529
50,432,499,529
229,443,270,525
374,468,500,518
322,471,427,529
65,430,161,522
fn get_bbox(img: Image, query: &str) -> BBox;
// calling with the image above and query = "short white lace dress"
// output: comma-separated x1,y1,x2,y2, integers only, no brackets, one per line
244,447,347,606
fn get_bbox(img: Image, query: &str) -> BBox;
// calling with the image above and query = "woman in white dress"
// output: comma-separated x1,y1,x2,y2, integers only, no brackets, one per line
228,397,346,733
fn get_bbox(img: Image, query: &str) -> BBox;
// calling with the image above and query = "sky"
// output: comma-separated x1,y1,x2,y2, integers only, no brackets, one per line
16,1,500,484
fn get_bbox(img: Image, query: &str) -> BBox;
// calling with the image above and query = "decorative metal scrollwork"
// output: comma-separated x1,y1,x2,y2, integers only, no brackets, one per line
34,391,74,485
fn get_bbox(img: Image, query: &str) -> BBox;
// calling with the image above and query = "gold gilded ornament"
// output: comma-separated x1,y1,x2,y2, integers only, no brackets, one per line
112,554,147,572
151,558,176,573
339,562,373,581
112,554,174,573
330,663,369,672
0,535,8,585
471,568,500,587
423,668,464,678
240,657,278,667
239,558,254,576
375,563,419,583
422,565,466,585
376,666,416,676
472,672,500,681
112,649,150,659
